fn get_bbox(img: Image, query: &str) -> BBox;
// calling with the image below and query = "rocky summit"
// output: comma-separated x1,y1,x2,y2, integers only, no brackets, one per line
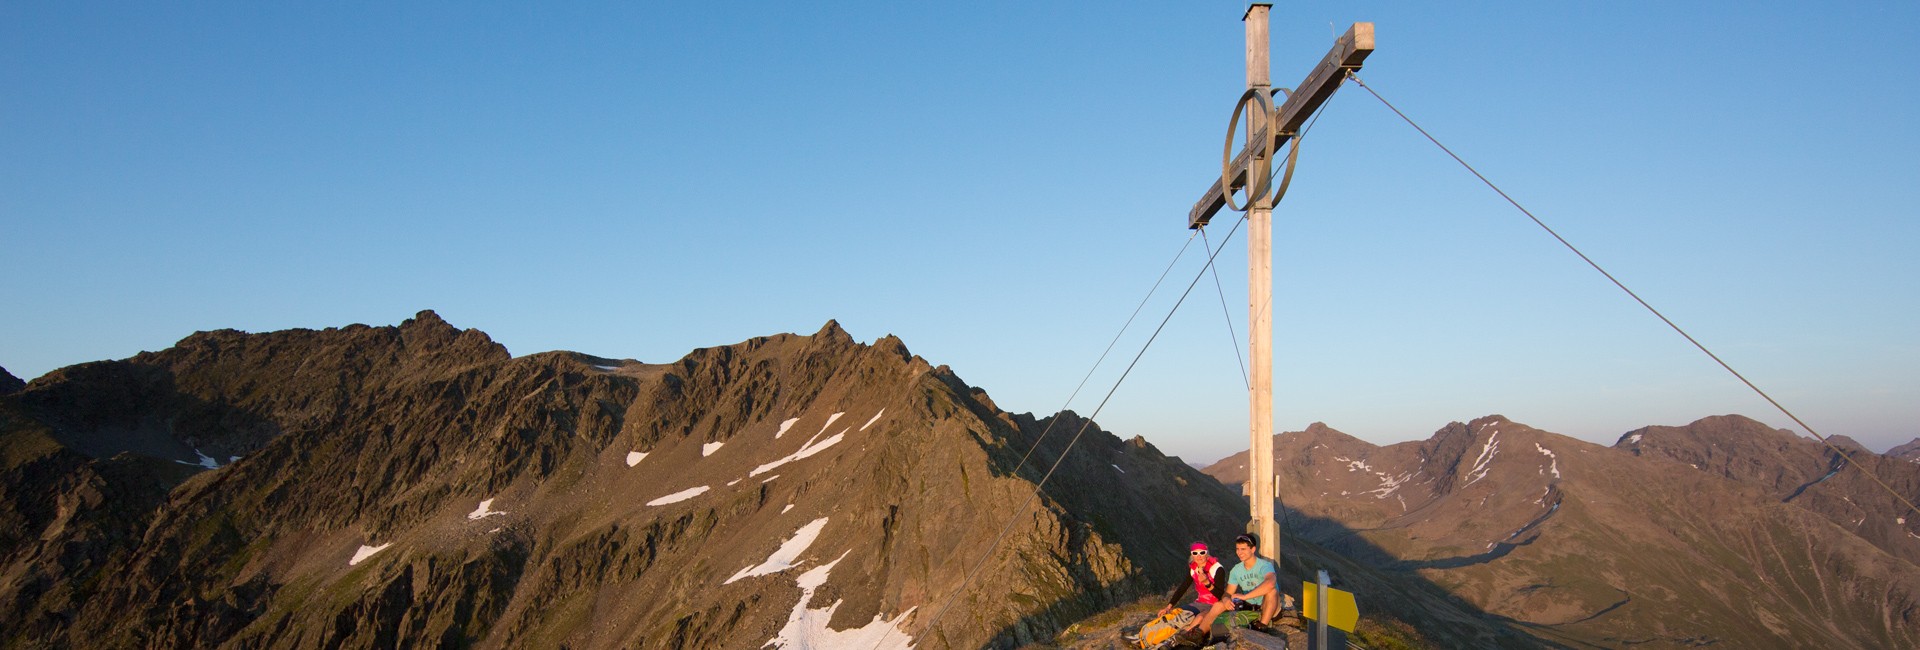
1203,416,1920,649
1,311,1258,649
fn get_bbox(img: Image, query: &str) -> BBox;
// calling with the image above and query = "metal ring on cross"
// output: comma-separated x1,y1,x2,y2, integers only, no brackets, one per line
1267,87,1303,206
1221,87,1276,212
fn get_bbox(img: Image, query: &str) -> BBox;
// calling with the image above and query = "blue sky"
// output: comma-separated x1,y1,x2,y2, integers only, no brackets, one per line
5,2,1917,464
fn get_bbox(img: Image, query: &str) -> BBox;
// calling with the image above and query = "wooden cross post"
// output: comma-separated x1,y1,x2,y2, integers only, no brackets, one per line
1189,4,1373,565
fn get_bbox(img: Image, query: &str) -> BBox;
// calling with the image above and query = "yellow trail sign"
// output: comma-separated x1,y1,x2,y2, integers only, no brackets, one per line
1301,582,1359,632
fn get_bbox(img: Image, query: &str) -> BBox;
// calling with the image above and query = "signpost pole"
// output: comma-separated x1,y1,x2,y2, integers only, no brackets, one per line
1317,570,1330,649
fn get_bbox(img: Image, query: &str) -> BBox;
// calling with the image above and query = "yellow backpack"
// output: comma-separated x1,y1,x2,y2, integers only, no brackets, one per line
1135,609,1196,649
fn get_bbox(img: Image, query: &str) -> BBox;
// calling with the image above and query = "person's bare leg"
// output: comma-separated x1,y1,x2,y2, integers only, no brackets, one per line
1188,600,1230,633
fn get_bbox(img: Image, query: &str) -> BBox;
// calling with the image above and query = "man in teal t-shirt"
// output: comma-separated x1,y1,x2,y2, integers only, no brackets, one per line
1224,533,1280,631
1190,533,1286,634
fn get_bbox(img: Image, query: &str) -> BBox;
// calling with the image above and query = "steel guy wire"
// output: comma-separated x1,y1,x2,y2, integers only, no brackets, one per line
915,212,1252,646
1201,224,1251,390
1002,229,1199,483
1346,70,1920,521
1217,102,1328,392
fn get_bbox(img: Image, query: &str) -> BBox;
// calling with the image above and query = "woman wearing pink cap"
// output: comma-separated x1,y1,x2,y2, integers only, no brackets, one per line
1159,541,1229,636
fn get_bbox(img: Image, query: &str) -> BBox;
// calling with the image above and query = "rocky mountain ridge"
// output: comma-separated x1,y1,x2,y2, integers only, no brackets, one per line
1617,414,1920,566
1892,438,1920,463
2,311,1257,649
17,313,1911,648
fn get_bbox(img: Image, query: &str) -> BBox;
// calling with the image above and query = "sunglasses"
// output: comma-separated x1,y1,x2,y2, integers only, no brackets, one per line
1189,550,1208,556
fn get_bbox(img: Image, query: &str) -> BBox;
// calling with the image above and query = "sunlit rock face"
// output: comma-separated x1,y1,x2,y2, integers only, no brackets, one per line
0,312,1244,649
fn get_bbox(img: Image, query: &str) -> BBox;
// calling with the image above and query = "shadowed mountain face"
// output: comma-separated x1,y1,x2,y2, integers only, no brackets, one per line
0,367,22,396
1,311,1257,649
1205,416,1920,649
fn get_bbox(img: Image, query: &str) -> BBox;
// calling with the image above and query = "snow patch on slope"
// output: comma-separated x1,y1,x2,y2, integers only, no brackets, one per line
766,551,917,649
727,517,829,584
626,451,647,466
860,409,886,431
647,486,711,506
1535,443,1561,478
815,412,845,438
1463,432,1500,487
752,430,847,477
176,448,221,470
349,543,391,566
703,442,726,456
467,499,506,520
776,418,801,439
1370,472,1413,499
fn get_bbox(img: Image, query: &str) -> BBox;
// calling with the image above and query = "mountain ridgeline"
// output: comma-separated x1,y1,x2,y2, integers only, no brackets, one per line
1203,416,1920,649
9,313,1918,649
1,312,1253,649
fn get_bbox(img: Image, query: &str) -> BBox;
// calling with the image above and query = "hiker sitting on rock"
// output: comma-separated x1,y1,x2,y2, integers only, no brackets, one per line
1161,541,1229,635
1194,533,1282,634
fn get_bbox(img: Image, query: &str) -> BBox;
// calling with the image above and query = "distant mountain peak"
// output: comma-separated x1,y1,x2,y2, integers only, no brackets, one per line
1615,414,1799,453
1468,413,1511,428
401,308,449,328
1887,437,1920,461
0,365,22,395
1694,413,1790,436
872,333,915,364
1294,422,1372,451
812,318,852,342
1823,434,1869,454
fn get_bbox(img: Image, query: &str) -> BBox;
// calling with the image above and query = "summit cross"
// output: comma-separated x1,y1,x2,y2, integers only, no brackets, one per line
1188,3,1373,564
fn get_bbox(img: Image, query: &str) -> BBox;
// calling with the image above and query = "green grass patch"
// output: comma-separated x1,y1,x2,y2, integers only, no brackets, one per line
1352,617,1426,650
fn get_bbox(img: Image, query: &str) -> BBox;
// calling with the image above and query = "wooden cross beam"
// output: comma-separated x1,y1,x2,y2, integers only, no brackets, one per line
1186,22,1373,229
